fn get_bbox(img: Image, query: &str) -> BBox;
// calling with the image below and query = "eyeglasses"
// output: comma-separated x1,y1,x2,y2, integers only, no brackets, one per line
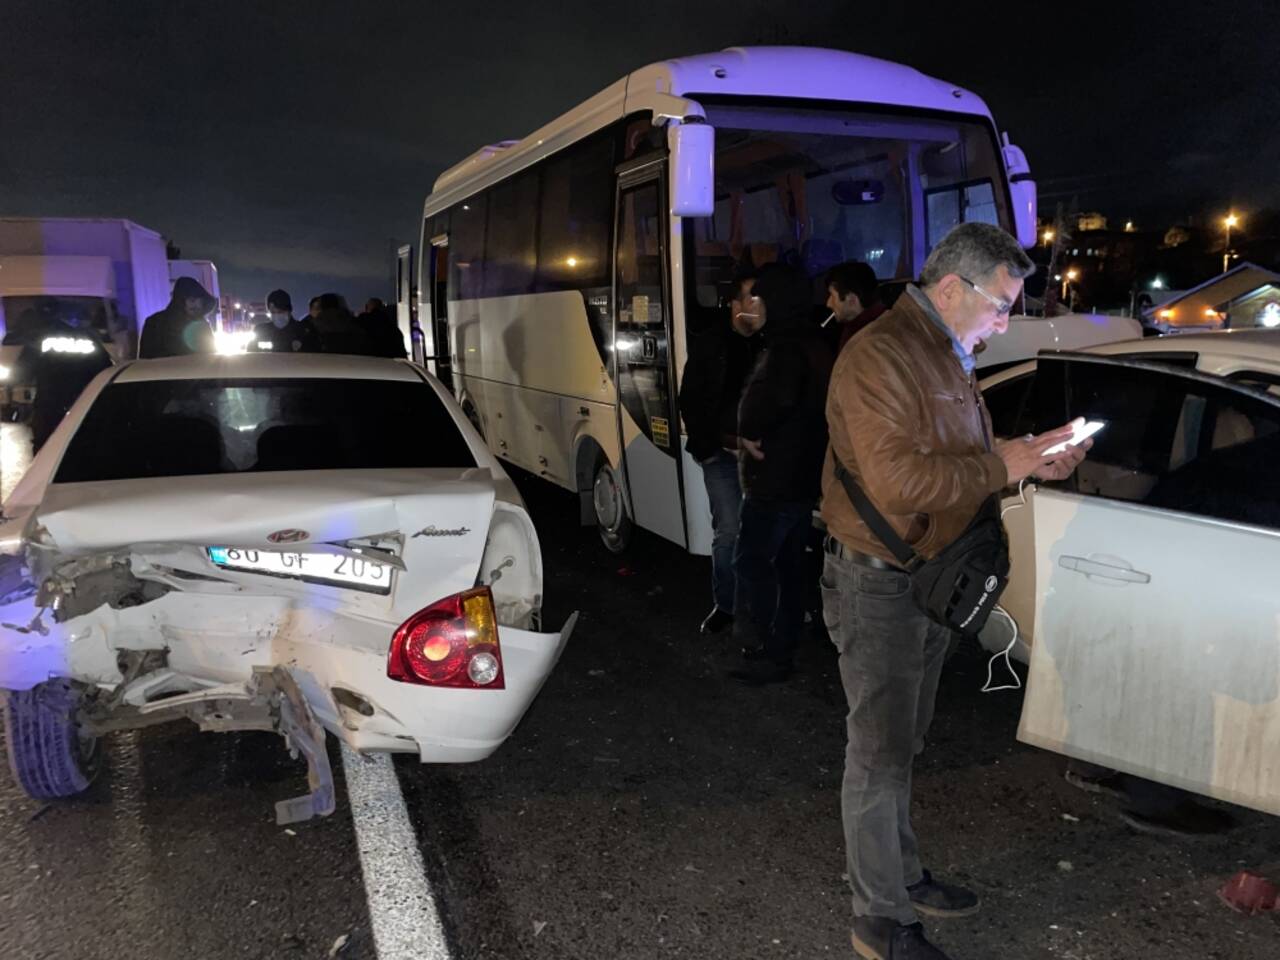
958,276,1014,317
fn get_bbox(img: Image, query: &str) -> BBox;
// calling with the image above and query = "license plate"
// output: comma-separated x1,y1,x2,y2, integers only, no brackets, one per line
207,546,393,594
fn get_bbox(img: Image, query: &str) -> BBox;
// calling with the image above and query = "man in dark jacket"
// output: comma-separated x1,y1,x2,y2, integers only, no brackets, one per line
729,263,835,685
140,276,216,358
678,275,762,635
357,298,408,358
249,289,321,353
826,260,887,353
312,293,375,356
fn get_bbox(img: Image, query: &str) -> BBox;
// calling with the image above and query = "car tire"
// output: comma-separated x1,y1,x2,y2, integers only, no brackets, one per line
3,680,100,800
591,458,632,554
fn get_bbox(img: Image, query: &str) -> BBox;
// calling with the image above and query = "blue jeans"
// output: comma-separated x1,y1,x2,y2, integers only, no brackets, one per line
701,450,742,613
821,549,952,924
732,498,815,666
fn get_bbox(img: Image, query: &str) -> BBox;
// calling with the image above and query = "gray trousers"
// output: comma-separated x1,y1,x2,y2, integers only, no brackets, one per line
820,549,951,924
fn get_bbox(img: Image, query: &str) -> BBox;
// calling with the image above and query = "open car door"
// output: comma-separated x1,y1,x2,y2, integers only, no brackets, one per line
1018,354,1280,816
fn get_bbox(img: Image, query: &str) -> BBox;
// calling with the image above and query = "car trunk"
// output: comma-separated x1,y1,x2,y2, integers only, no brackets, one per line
32,467,499,617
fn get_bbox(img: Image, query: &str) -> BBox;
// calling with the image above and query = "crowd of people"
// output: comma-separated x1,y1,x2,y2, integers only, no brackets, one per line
12,281,407,454
138,283,408,360
681,222,1091,960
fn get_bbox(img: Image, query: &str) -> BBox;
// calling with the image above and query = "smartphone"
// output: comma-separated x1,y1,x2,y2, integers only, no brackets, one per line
1043,419,1106,456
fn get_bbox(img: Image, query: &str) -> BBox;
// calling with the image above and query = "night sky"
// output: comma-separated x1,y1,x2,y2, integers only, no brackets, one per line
3,0,1275,304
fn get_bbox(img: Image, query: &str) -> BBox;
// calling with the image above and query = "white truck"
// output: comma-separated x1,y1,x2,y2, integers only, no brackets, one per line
0,218,171,418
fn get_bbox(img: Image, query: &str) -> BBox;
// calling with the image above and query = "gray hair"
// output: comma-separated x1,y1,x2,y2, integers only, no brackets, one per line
919,222,1035,288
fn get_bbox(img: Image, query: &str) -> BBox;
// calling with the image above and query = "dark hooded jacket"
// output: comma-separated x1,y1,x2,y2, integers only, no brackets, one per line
737,264,835,502
357,306,408,359
139,277,217,359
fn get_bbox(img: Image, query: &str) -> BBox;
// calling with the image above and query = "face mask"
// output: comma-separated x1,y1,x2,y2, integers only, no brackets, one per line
270,312,290,328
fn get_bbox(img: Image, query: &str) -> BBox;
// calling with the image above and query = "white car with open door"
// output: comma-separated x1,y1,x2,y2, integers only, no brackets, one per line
981,329,1280,662
0,353,575,823
979,346,1280,817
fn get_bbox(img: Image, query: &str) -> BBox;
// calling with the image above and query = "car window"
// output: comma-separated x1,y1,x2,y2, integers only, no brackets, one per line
1032,357,1280,530
55,377,476,482
983,370,1036,439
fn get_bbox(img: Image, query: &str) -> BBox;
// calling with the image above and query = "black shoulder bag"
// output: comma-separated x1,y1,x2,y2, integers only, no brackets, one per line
833,461,1009,637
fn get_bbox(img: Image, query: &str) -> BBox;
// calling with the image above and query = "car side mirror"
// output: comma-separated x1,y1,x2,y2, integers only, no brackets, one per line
668,121,715,218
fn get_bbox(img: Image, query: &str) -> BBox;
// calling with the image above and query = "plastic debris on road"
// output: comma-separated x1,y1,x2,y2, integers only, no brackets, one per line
1218,870,1279,915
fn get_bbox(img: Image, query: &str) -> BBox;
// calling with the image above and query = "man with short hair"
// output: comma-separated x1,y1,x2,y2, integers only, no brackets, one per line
249,289,321,353
822,223,1090,959
825,261,885,352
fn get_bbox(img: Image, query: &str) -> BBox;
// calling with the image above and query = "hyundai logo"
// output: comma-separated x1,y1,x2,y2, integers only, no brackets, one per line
267,528,310,544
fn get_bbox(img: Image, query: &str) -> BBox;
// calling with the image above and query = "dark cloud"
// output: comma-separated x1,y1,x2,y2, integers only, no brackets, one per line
2,0,1276,301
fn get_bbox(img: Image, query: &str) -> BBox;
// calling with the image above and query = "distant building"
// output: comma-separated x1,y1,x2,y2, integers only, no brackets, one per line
1142,262,1280,331
1077,212,1108,232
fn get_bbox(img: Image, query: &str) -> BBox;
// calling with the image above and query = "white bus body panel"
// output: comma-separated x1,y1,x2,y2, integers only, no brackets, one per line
452,291,619,492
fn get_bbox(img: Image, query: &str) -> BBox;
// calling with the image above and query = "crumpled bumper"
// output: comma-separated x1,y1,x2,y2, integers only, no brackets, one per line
0,579,575,763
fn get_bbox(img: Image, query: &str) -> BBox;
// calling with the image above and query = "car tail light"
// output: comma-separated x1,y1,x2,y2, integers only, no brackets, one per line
387,586,505,689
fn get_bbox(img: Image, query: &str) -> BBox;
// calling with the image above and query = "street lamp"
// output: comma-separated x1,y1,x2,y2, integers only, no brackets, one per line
1042,228,1055,246
1223,213,1240,273
1061,267,1079,302
1150,277,1164,290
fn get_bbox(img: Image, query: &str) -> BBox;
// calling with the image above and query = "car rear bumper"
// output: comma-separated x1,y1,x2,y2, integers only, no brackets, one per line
0,585,575,763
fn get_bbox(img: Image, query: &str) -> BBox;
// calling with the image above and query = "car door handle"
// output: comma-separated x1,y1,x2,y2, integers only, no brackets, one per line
1058,555,1151,584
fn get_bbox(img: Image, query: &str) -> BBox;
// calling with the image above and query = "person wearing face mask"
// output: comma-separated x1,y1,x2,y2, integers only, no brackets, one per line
249,289,321,353
678,272,763,636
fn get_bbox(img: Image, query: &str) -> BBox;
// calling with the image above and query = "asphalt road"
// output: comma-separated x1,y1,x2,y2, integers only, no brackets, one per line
2,433,1278,959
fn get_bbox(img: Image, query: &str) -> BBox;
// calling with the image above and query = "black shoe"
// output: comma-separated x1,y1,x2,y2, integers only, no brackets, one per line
727,659,792,686
699,608,734,635
906,870,980,917
851,917,954,960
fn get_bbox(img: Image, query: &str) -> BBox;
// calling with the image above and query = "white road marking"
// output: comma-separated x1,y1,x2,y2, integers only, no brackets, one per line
341,745,453,960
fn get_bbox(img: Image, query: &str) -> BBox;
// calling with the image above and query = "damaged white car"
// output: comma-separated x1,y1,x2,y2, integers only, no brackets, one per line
0,353,575,823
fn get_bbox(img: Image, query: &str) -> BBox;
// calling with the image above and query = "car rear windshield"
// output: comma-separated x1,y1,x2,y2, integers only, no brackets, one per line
55,377,476,482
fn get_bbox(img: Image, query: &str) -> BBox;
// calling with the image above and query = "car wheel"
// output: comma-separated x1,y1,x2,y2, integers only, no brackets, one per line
4,680,101,800
592,458,632,553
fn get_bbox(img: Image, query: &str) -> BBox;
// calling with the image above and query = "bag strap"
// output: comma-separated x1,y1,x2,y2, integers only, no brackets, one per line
832,459,921,571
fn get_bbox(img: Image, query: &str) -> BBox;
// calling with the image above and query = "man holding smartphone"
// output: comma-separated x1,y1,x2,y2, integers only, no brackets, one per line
821,223,1091,960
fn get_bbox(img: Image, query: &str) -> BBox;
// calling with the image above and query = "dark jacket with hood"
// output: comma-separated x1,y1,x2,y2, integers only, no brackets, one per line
679,306,762,462
737,264,835,502
140,277,217,359
357,307,409,359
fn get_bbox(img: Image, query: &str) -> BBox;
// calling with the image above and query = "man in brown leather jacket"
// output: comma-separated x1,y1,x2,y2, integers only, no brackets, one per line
821,223,1090,960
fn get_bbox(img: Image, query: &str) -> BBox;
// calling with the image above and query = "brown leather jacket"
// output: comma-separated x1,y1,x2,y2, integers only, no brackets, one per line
819,287,1008,563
